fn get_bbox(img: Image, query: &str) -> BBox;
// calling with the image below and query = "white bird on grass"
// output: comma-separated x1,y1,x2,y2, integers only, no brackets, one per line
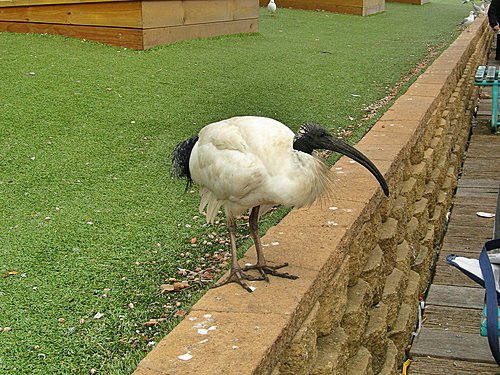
268,0,277,15
171,116,389,292
458,11,475,30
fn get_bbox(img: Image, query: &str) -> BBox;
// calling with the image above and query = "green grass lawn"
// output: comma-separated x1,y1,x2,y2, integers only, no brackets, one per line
0,2,471,373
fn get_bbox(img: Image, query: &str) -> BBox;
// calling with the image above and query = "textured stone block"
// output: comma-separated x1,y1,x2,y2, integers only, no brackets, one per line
404,270,421,305
422,148,435,170
378,217,399,270
412,245,434,293
317,258,349,337
346,347,373,375
279,302,320,375
388,303,415,364
361,245,386,305
389,195,408,224
412,161,428,186
405,216,420,249
400,177,417,205
412,245,429,275
395,240,413,277
378,339,398,375
430,204,445,236
363,302,389,373
341,280,372,357
348,222,377,286
423,180,437,213
312,327,349,375
382,268,408,330
421,224,435,249
413,198,429,225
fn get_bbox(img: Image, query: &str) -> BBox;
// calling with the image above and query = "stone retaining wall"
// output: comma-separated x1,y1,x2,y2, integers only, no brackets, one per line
134,17,492,375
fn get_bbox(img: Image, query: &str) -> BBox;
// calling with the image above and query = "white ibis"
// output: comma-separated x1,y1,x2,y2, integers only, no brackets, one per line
267,0,277,15
171,116,389,292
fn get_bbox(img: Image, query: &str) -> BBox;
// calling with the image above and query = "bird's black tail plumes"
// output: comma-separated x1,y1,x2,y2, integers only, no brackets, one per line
171,135,198,190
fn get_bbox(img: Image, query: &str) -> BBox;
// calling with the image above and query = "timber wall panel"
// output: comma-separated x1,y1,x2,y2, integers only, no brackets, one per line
0,0,260,48
0,20,144,47
0,0,129,7
142,18,258,49
258,0,384,16
0,1,142,27
141,1,185,28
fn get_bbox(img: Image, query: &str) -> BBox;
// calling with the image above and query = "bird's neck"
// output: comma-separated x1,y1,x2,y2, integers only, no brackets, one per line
292,136,315,154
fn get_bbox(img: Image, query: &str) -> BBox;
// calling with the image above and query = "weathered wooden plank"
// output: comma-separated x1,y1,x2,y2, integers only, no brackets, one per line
451,194,497,208
259,0,363,8
233,0,259,19
387,0,428,4
449,215,495,230
0,20,143,48
423,305,481,334
0,0,130,7
141,0,184,28
462,160,500,174
432,264,482,288
409,356,500,374
426,284,484,309
440,236,487,253
466,145,500,159
143,18,258,49
183,0,233,25
258,0,385,15
495,190,500,239
142,0,259,29
410,327,495,363
444,224,494,241
457,178,500,189
471,134,500,144
0,1,142,27
451,201,497,215
442,221,493,237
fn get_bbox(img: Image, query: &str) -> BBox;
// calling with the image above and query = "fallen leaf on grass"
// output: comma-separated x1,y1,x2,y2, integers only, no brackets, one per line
1,271,19,278
160,281,190,293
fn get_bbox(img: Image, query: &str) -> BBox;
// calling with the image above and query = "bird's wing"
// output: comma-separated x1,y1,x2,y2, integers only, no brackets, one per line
190,117,292,219
189,116,334,220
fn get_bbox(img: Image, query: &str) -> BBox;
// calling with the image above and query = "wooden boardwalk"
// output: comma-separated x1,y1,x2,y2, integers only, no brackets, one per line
409,49,500,374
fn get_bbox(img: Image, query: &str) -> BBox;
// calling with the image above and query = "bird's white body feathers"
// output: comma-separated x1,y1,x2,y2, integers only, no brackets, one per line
268,0,277,13
189,116,333,223
460,11,475,27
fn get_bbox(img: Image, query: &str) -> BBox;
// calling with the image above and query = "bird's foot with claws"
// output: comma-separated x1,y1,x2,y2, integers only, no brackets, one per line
214,267,265,292
242,262,299,282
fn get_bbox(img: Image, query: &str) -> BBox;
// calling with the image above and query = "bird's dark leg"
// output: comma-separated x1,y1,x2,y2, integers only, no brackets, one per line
214,216,263,292
243,206,298,281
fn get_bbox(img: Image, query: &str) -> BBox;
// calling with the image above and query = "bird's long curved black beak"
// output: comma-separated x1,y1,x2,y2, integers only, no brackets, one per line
326,136,389,197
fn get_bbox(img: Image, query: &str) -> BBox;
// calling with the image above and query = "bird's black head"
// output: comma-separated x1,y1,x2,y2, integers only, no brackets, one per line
293,123,332,155
293,123,390,197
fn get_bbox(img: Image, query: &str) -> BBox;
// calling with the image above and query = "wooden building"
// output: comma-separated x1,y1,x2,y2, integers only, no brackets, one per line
0,0,259,49
258,0,384,16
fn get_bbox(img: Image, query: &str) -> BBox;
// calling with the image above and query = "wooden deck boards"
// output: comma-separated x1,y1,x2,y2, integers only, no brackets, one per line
408,46,500,373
